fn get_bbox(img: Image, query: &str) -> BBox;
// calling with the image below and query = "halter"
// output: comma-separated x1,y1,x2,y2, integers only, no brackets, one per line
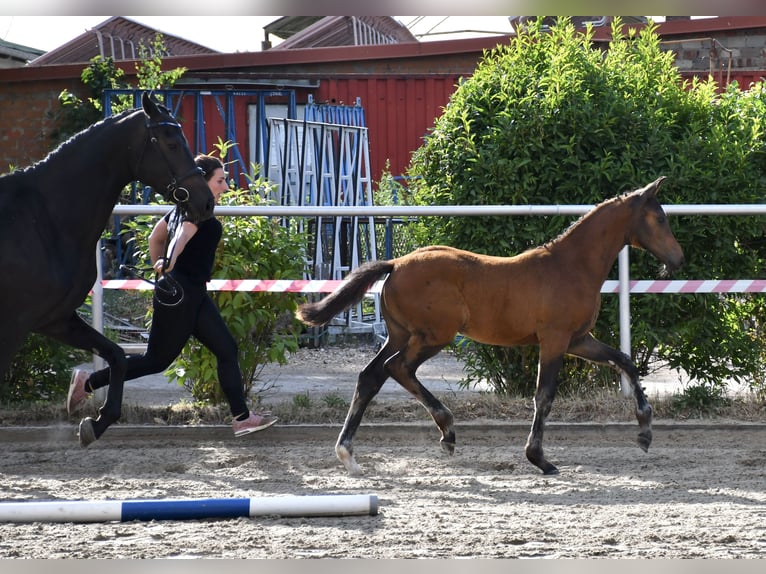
123,134,191,307
134,118,205,205
129,112,204,307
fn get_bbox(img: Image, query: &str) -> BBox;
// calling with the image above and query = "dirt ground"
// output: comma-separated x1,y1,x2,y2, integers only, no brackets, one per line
1,344,765,558
0,423,764,558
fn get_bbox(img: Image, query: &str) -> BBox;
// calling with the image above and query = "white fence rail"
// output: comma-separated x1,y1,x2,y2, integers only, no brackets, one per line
95,203,766,375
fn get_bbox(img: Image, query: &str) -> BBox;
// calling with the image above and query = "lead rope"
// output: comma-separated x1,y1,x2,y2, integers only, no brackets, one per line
119,209,185,307
153,208,185,307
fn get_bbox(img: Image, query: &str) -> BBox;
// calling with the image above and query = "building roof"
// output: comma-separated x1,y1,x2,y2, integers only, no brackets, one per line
509,15,648,33
27,16,218,67
5,16,765,85
267,16,417,50
264,17,324,41
0,38,44,68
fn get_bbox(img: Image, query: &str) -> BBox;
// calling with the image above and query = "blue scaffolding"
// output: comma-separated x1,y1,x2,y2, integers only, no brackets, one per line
267,96,379,327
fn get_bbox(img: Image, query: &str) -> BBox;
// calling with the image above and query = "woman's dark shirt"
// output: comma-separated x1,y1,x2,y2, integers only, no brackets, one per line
163,209,222,283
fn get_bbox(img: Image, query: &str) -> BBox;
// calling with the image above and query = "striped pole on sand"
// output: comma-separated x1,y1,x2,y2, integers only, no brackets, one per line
0,494,379,523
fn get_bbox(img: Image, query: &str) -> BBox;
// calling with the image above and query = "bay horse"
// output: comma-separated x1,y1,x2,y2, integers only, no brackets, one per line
297,176,684,475
0,92,214,445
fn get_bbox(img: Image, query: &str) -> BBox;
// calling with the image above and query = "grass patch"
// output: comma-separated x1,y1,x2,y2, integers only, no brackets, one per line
292,392,312,409
322,393,349,408
1,390,764,428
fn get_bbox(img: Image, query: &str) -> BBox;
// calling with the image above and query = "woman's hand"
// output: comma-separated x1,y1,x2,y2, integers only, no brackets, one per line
153,257,171,275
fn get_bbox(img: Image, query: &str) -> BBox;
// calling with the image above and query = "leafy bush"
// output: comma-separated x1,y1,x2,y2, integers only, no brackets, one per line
0,334,88,403
408,17,766,396
169,190,305,403
374,161,420,259
670,383,732,418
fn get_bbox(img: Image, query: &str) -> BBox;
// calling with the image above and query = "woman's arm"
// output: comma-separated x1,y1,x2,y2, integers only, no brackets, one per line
149,217,199,275
162,221,199,272
149,217,169,273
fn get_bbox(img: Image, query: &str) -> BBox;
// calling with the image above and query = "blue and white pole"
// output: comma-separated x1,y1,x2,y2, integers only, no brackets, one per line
0,494,379,523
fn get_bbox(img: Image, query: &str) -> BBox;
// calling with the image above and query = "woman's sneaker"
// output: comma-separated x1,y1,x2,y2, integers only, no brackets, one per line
233,412,278,437
66,369,91,414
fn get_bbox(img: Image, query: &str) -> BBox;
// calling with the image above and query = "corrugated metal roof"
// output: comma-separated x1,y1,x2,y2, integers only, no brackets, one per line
28,16,218,66
264,17,324,40
270,16,417,50
0,38,44,68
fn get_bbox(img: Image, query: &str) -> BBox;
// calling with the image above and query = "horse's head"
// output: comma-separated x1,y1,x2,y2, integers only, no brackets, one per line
628,176,685,274
134,92,214,223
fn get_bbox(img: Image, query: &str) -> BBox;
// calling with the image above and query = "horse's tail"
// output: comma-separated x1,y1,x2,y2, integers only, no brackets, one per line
296,260,395,326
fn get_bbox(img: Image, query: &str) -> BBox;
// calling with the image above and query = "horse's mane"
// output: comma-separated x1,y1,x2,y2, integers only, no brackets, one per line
16,107,141,175
544,190,632,248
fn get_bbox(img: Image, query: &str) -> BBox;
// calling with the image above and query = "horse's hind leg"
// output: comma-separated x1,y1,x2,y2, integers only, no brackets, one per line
335,340,396,476
567,333,653,452
384,341,455,455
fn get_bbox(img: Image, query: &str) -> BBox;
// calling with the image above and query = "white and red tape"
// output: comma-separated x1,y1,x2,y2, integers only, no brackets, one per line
99,279,766,294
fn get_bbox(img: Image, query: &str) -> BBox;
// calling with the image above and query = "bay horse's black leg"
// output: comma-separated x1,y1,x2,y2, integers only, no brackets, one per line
38,313,126,446
336,340,396,475
384,343,455,454
525,350,564,475
567,333,653,452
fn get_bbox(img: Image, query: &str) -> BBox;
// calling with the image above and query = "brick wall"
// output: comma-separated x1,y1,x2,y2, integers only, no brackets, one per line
0,78,83,171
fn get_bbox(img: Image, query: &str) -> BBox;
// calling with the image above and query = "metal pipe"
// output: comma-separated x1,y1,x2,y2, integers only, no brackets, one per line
110,203,766,217
618,247,632,396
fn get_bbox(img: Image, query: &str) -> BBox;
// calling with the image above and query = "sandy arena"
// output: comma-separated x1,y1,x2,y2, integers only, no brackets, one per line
0,346,764,558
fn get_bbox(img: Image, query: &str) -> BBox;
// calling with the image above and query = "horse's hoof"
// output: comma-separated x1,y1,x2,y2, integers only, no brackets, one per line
336,444,364,476
78,417,97,447
440,439,456,456
346,464,364,477
543,466,560,476
637,430,652,453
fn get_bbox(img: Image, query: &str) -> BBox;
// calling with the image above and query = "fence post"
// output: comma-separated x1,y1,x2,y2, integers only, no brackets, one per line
92,243,105,371
618,247,632,396
91,243,107,404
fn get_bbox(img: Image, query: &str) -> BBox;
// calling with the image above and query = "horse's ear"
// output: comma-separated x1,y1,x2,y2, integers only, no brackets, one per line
640,176,666,199
141,92,159,117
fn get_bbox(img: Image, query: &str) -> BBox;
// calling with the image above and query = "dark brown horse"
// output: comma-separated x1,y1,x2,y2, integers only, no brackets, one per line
296,176,684,475
0,92,214,445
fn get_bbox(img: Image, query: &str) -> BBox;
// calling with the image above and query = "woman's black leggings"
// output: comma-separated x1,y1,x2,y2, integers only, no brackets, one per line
88,274,248,417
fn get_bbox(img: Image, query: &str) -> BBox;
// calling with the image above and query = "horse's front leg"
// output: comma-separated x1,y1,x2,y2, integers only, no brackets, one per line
40,313,127,446
335,343,394,476
525,349,564,475
567,333,653,452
